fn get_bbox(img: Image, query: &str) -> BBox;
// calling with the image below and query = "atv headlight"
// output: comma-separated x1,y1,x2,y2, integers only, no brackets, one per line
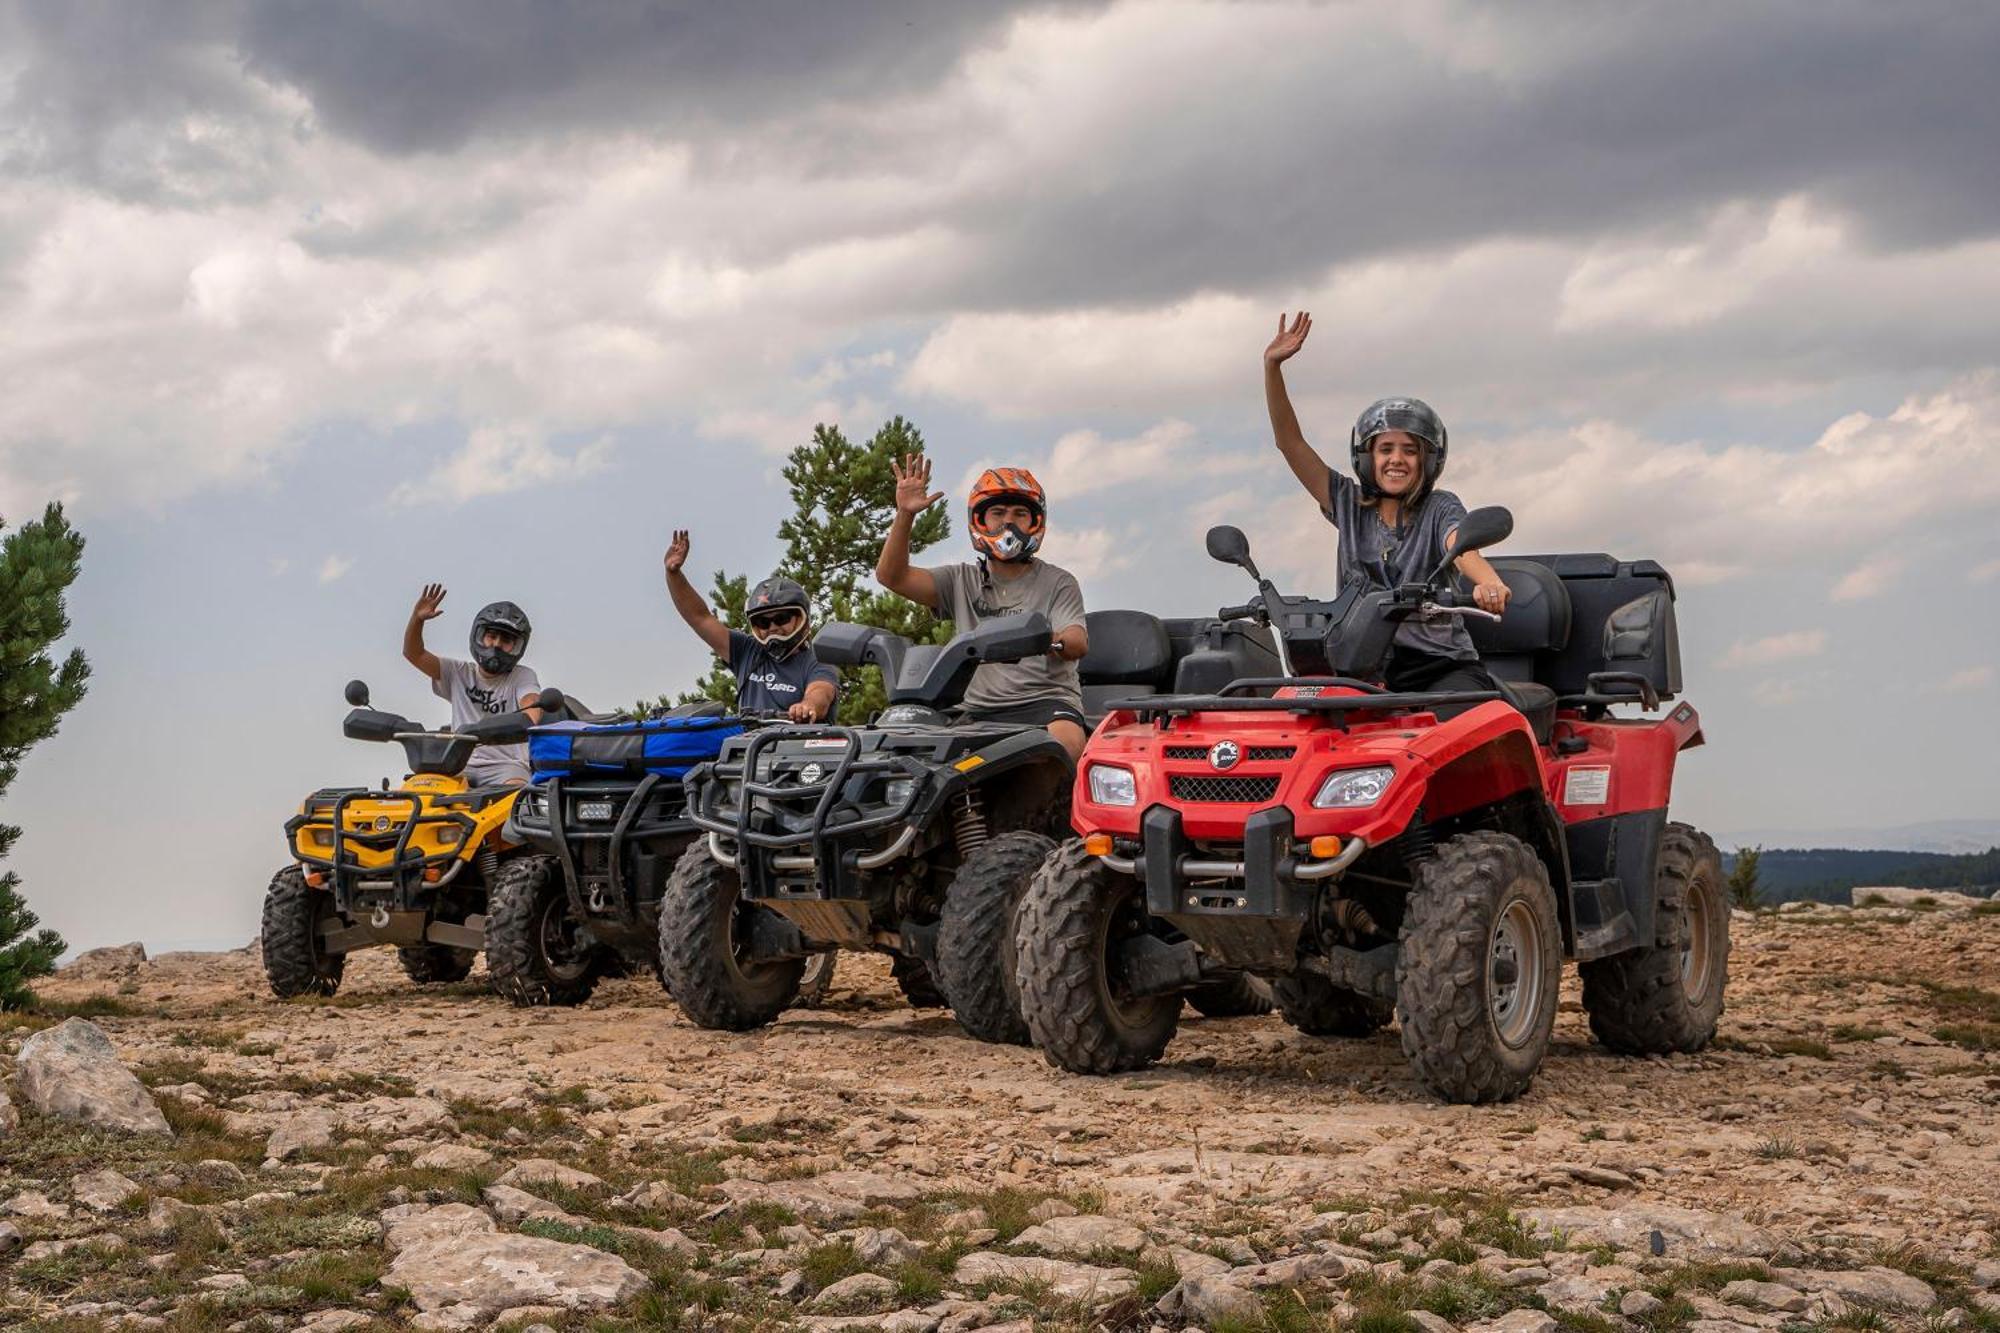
517,789,546,818
1312,765,1396,809
303,828,334,849
433,824,464,847
1087,764,1137,807
882,778,915,808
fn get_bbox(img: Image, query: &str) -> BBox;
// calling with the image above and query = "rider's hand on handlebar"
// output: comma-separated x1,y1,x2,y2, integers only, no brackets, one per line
786,700,821,723
1470,577,1511,615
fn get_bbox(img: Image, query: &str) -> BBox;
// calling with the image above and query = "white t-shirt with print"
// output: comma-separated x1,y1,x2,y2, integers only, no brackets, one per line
431,657,541,785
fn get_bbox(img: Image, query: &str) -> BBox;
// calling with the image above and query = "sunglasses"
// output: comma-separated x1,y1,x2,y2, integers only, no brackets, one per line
749,610,802,630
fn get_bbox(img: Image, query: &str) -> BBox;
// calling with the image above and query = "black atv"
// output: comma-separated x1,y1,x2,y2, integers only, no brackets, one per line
496,702,836,1007
662,613,1076,1041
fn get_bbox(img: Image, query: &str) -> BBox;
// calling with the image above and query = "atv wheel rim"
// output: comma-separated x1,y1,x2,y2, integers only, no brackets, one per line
1683,877,1716,1002
537,895,592,983
1488,896,1545,1049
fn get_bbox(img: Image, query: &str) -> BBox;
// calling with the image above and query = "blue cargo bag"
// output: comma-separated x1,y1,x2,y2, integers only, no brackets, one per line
529,715,743,779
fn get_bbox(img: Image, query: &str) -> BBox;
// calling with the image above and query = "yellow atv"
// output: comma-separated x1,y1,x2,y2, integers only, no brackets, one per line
261,679,560,998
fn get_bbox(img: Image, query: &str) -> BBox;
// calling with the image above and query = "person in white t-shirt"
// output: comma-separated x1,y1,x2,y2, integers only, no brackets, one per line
402,584,544,786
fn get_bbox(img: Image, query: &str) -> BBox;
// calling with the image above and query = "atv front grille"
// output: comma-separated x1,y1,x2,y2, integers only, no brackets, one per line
1168,774,1281,803
1163,744,1297,763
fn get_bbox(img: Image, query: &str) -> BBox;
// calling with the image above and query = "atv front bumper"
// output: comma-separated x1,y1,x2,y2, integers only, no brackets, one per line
1100,805,1365,971
509,774,699,936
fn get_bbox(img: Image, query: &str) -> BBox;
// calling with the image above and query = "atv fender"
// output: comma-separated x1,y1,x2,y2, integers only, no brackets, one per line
911,728,1074,827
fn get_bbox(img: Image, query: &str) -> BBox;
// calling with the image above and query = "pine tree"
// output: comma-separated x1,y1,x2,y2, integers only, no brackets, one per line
1726,845,1762,910
0,503,91,1008
642,417,951,720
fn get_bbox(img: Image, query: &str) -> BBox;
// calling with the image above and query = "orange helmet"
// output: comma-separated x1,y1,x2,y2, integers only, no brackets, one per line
967,467,1046,562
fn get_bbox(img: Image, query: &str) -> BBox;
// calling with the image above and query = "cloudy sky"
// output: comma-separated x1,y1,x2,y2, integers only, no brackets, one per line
5,1,1997,952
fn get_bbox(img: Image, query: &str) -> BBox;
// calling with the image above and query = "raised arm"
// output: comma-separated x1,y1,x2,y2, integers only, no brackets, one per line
1263,312,1332,510
663,530,732,658
874,453,943,608
403,583,447,682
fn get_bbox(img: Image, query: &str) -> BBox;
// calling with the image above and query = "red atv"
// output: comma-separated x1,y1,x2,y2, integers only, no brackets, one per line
1014,508,1726,1103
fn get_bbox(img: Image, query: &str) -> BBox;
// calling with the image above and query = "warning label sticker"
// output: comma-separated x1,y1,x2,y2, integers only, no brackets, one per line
1562,766,1612,806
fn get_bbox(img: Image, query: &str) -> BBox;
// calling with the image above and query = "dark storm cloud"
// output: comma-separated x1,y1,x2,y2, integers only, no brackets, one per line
234,0,1100,155
942,3,2000,308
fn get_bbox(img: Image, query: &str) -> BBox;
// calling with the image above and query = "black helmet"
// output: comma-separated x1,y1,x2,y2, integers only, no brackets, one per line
747,576,810,659
1350,397,1448,501
469,601,532,675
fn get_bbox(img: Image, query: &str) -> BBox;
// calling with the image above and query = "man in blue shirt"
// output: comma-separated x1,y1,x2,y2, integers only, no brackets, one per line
663,530,838,721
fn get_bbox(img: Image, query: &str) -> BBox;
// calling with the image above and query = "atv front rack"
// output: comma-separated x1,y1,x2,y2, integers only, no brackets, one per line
689,724,930,890
1104,677,1502,730
286,790,479,907
532,773,696,924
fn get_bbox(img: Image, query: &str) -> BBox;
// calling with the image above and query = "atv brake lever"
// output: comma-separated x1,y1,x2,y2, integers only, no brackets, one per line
1419,602,1502,622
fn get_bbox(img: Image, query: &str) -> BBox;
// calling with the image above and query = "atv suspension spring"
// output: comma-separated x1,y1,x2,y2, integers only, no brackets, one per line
951,790,989,860
1399,819,1436,870
477,846,501,887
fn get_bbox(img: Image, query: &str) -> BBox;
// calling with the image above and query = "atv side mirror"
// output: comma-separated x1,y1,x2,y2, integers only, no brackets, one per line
811,621,884,668
534,687,565,715
1453,506,1513,555
345,679,371,707
1205,525,1260,579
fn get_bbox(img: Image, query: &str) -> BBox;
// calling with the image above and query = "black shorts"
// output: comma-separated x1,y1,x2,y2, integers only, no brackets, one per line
1384,648,1499,719
961,699,1088,730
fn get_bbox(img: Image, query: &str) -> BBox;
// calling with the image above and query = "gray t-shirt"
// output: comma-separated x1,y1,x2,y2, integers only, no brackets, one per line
727,630,840,718
1321,467,1476,662
925,559,1087,711
431,657,541,784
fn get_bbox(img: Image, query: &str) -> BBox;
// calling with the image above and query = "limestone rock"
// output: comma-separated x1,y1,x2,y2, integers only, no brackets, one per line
1771,1266,1936,1310
1176,1275,1263,1325
1470,1312,1558,1333
851,1226,924,1266
61,942,148,976
497,1159,604,1191
0,1079,16,1134
1721,1280,1809,1313
484,1184,589,1227
267,1108,339,1161
813,1272,900,1309
379,1202,497,1253
16,1019,173,1136
1012,1213,1146,1255
73,1168,142,1213
953,1252,1136,1305
385,1232,648,1315
3,1189,68,1219
413,1143,494,1171
1521,1204,1778,1259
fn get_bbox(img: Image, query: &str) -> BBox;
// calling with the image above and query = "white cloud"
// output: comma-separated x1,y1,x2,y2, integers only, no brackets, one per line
1721,630,1826,668
317,554,351,584
1970,558,2000,585
388,426,613,507
1940,666,1995,693
952,419,1254,504
1830,553,1905,602
268,557,290,577
1037,525,1130,582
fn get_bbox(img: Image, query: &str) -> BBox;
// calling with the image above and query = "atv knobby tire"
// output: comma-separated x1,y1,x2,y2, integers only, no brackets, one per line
1187,974,1276,1018
937,830,1056,1044
793,952,838,1009
398,943,476,985
261,865,345,999
891,953,946,1008
487,854,606,1007
657,843,802,1030
1270,972,1392,1036
1015,840,1180,1074
1579,822,1729,1054
1396,831,1561,1103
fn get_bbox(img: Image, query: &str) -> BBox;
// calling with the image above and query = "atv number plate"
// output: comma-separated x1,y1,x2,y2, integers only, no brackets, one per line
576,800,616,822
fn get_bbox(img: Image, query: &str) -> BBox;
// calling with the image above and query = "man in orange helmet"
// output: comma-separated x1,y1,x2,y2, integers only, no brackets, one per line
876,455,1090,759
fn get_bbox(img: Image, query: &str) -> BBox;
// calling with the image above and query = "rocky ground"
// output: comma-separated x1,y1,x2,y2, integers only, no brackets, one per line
3,892,1997,1333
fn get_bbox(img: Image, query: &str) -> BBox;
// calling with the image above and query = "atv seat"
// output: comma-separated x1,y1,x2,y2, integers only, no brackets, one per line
1466,559,1573,746
1079,609,1174,724
1495,680,1558,746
